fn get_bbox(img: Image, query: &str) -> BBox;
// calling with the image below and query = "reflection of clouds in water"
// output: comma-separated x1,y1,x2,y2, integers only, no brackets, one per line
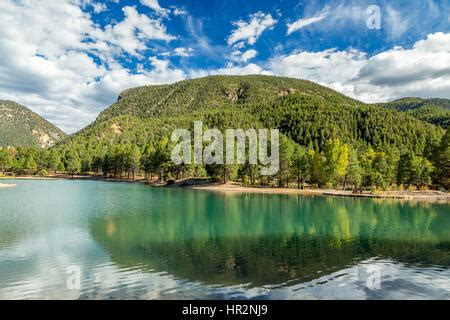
0,228,92,299
0,226,180,300
83,259,450,300
2,226,449,301
1,225,450,300
0,181,449,300
262,260,450,300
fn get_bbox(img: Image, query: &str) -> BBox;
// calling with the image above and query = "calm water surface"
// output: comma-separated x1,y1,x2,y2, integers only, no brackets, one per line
0,179,449,299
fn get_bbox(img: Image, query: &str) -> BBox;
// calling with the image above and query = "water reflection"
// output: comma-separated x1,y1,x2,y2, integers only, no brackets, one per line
89,190,450,287
0,180,449,299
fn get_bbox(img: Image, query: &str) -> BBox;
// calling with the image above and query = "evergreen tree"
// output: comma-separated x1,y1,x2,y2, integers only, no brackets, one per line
66,150,81,178
129,144,142,180
23,155,38,175
291,145,309,189
0,147,13,174
47,149,61,173
278,135,294,187
434,129,450,189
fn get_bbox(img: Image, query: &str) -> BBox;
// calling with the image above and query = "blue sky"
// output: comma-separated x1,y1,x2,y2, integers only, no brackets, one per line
0,0,449,132
88,0,449,71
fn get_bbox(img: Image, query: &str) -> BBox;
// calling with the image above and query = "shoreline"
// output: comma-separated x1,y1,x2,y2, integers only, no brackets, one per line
1,175,449,203
0,183,17,188
190,182,450,203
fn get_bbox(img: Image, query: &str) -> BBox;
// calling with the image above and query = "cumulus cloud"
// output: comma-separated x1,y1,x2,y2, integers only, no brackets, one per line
190,31,450,103
227,12,277,46
230,49,258,63
91,2,107,14
140,0,169,16
0,0,449,135
0,0,181,133
353,32,450,100
100,6,175,57
174,47,194,57
190,63,270,79
146,57,186,83
269,32,450,102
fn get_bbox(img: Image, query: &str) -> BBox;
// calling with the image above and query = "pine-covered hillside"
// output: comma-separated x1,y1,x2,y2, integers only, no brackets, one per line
72,75,443,155
96,75,361,121
2,75,446,190
0,100,66,148
378,97,450,128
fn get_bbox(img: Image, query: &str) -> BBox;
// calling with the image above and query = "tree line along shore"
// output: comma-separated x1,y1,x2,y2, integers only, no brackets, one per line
0,127,448,194
1,76,449,196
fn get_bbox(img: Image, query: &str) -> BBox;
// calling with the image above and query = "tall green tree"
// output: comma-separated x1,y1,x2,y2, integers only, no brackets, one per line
343,147,362,190
434,128,450,189
278,135,294,187
291,145,309,189
129,144,142,180
66,150,81,178
47,149,61,173
0,148,13,174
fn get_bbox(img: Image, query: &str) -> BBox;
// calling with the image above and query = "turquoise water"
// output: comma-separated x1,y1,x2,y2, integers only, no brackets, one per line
0,179,449,299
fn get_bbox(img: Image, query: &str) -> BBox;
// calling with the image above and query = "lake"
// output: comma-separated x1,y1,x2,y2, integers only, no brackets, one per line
0,179,449,299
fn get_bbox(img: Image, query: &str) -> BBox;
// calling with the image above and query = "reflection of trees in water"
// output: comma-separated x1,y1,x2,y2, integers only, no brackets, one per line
0,213,52,248
89,191,450,287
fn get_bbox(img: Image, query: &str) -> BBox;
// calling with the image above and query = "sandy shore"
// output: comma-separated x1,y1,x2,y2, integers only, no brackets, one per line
0,183,16,188
2,176,449,202
191,182,450,203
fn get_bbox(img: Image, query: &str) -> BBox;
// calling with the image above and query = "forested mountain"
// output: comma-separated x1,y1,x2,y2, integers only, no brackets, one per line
1,75,448,190
0,100,66,148
97,75,361,121
74,75,441,151
74,75,443,156
378,97,450,128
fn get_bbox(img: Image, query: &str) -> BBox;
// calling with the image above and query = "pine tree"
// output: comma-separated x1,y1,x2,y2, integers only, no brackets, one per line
0,148,13,174
291,145,309,189
434,129,450,189
66,150,81,178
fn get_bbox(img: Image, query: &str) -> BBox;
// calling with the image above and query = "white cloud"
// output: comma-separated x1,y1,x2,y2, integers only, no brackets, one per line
270,49,366,85
147,57,186,83
211,31,450,103
174,47,194,57
227,12,277,46
240,49,258,62
91,2,107,13
99,6,175,57
287,8,329,35
269,32,450,102
190,63,270,79
0,0,181,133
172,7,187,16
140,0,169,16
230,49,258,63
0,0,449,135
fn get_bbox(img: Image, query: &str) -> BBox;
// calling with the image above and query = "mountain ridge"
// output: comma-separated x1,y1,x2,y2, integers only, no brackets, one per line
67,75,443,156
377,97,450,128
0,100,66,148
96,75,363,123
2,75,447,189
